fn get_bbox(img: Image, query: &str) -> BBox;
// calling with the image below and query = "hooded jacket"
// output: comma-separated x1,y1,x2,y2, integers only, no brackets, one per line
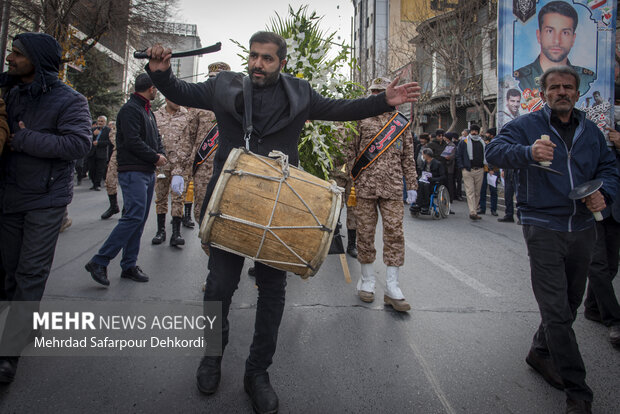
0,32,92,213
486,105,619,232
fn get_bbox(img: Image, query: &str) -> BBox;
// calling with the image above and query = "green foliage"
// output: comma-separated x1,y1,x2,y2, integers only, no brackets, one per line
233,5,364,179
68,50,125,120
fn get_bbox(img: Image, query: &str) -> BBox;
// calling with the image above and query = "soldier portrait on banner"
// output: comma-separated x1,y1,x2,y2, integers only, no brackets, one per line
498,0,616,139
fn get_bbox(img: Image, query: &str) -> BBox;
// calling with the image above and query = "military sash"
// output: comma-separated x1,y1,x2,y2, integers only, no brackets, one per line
192,124,219,175
350,112,410,181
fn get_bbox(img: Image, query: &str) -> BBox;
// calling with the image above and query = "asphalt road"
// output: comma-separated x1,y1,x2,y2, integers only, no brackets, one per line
0,184,618,414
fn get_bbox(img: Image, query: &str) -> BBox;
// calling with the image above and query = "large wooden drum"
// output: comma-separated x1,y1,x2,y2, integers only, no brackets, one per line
199,148,342,279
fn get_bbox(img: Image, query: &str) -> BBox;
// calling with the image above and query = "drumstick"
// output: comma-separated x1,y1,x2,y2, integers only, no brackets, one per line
339,254,352,283
540,134,551,167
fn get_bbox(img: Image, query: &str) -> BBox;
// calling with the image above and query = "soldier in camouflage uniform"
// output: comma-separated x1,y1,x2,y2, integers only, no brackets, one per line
101,121,120,219
191,62,229,229
153,99,196,247
514,1,595,97
330,123,357,257
347,77,418,312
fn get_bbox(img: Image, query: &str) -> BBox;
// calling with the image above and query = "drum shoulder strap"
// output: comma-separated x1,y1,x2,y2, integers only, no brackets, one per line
242,76,253,149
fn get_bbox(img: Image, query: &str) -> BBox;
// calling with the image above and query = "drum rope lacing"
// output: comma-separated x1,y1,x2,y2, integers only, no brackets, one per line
214,151,342,270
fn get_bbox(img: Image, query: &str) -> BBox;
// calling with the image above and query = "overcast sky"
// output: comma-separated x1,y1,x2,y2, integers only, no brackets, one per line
174,0,354,79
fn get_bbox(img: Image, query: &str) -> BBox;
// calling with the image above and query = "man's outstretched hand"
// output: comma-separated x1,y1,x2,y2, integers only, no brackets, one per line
385,76,421,106
147,44,173,72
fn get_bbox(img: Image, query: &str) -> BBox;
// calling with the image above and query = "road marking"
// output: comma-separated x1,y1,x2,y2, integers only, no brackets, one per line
401,319,456,414
405,239,501,297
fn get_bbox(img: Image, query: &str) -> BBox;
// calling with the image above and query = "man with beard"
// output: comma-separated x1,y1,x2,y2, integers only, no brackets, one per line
515,1,595,96
146,31,421,414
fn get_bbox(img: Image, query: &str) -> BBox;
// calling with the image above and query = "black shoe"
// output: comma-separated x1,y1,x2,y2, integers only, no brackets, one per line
120,266,149,282
152,229,166,244
93,186,101,191
525,349,564,390
244,372,279,414
469,214,481,220
420,208,430,215
477,210,486,215
85,261,109,286
248,267,256,277
0,358,18,384
584,307,603,324
609,325,620,347
170,217,185,246
196,356,222,395
491,210,498,216
498,216,514,223
183,203,195,228
346,229,357,258
566,398,592,414
449,210,455,215
152,213,166,245
101,194,120,220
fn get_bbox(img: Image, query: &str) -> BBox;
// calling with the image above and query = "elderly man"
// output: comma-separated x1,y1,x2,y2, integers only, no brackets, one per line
146,31,420,413
0,33,92,382
486,66,618,414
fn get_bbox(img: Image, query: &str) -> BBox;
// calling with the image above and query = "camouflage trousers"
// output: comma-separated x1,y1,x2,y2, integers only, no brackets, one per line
192,163,213,225
334,176,356,230
155,164,184,217
355,197,404,267
105,151,117,196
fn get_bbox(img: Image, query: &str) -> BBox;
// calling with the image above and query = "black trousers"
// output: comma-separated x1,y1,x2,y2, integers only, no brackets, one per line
88,156,107,187
416,181,432,209
523,224,595,402
204,247,287,375
585,218,620,327
454,168,463,199
0,206,65,355
445,173,455,202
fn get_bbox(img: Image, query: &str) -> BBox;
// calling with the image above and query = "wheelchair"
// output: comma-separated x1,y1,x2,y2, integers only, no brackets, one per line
410,184,451,220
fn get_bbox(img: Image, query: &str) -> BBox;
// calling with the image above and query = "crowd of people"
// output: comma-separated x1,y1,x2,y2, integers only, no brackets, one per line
0,30,618,414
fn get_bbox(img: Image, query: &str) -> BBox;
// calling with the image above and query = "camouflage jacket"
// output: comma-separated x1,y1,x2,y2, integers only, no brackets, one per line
154,105,196,177
347,112,417,199
189,108,217,178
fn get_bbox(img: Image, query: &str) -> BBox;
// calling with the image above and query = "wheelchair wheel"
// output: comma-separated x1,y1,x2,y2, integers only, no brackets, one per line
435,185,451,218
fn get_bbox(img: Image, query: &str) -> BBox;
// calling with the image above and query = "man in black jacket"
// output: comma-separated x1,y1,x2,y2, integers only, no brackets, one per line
85,74,167,287
0,33,92,382
147,31,420,413
87,115,112,190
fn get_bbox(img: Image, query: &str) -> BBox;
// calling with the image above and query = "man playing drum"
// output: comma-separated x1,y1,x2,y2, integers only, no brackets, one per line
146,31,421,414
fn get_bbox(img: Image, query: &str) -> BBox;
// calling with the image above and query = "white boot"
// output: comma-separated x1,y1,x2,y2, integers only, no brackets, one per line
384,266,411,312
356,263,376,303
